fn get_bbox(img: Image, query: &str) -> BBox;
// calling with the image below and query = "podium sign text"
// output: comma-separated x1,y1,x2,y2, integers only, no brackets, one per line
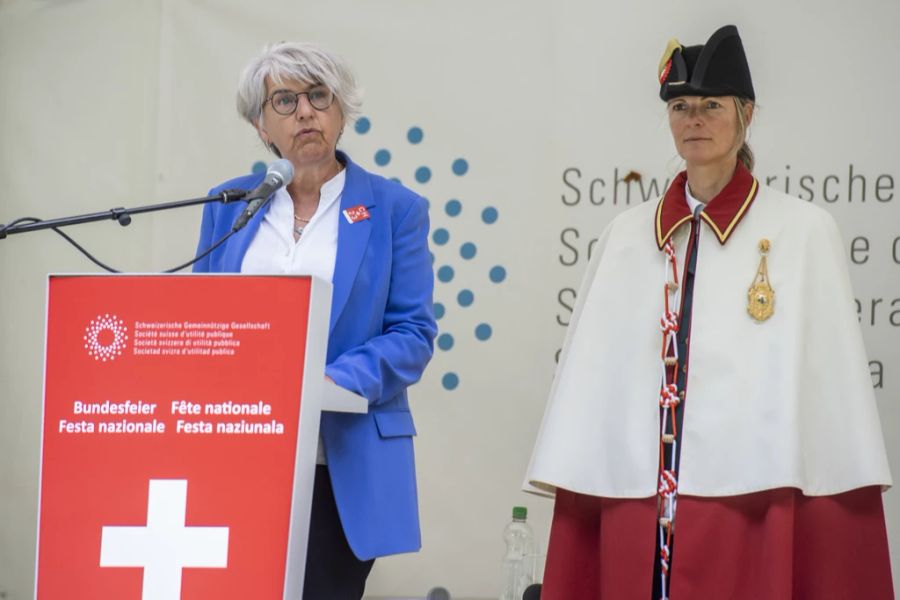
36,275,316,599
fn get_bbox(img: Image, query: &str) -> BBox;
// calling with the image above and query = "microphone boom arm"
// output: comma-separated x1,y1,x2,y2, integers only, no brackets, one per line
0,188,248,239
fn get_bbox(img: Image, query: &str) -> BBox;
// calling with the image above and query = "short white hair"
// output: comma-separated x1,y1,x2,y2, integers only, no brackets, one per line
236,42,362,127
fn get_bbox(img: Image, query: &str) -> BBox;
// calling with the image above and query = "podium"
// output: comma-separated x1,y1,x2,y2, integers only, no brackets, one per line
34,274,365,599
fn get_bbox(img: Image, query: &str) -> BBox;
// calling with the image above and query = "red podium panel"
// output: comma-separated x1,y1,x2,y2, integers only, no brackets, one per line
35,274,330,600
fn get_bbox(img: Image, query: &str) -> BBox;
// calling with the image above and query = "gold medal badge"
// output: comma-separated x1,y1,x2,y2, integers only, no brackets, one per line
747,239,775,322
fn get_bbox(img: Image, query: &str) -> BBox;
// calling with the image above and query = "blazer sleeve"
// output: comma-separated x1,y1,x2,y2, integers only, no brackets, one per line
325,197,437,406
192,200,217,274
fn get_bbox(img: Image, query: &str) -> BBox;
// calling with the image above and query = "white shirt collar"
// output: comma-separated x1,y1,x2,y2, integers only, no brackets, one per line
268,168,346,239
684,180,706,219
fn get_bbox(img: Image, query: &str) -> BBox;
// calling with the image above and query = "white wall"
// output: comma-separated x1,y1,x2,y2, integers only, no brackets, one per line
1,0,898,597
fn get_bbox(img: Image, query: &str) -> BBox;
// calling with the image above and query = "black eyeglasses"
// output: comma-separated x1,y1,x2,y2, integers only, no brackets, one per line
264,85,335,115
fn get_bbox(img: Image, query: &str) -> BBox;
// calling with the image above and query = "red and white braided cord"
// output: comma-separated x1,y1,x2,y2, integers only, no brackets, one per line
657,238,683,600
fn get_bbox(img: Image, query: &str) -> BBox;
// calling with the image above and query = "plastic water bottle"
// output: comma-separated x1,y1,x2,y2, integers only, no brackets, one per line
500,506,535,600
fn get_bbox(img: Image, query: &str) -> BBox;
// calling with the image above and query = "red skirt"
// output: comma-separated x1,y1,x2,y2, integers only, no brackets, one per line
542,486,893,599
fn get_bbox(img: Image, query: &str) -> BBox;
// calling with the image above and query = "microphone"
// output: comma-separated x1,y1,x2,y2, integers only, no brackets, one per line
232,159,294,231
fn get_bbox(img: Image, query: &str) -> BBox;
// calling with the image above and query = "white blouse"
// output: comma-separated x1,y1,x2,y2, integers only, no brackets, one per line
241,168,345,280
241,167,346,464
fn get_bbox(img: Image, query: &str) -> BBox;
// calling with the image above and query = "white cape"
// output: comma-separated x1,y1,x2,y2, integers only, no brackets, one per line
526,185,891,498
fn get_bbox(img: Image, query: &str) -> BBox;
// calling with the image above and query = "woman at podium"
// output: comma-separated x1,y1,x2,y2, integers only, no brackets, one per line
526,25,893,599
193,42,437,600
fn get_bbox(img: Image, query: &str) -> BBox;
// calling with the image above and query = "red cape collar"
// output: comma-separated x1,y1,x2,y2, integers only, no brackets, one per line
655,163,759,249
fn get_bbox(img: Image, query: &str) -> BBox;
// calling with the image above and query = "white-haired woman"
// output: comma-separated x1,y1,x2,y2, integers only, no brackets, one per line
527,25,892,599
194,42,437,599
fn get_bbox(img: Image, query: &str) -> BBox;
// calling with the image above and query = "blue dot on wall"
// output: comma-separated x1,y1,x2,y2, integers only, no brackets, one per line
445,199,462,217
355,117,371,134
432,228,450,245
460,242,477,260
252,161,267,174
452,158,469,176
437,333,454,351
390,177,402,184
407,126,424,144
475,323,493,341
429,251,435,264
489,266,507,283
434,302,445,320
415,166,432,184
375,149,391,166
482,207,499,224
437,265,455,283
442,372,460,391
457,289,474,307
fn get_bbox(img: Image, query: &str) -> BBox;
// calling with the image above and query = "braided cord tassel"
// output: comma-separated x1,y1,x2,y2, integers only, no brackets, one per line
657,239,683,600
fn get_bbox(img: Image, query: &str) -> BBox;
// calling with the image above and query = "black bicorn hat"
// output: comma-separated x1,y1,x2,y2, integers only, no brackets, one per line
658,25,755,101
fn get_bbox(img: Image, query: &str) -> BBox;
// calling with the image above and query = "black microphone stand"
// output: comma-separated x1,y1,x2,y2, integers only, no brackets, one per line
0,189,250,273
0,189,247,238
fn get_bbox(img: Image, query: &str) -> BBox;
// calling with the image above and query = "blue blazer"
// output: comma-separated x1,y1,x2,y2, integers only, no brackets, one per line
193,152,437,560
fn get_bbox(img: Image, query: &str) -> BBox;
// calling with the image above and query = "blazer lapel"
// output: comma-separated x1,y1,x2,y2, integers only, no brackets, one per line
330,155,374,331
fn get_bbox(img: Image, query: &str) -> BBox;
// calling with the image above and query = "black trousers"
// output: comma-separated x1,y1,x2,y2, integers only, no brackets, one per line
302,465,375,600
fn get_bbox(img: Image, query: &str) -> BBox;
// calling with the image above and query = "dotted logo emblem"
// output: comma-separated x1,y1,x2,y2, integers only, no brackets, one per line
251,120,509,391
353,117,508,391
84,314,129,362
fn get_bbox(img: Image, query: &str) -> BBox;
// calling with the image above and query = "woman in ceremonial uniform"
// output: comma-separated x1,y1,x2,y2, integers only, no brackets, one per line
193,42,436,600
526,25,893,599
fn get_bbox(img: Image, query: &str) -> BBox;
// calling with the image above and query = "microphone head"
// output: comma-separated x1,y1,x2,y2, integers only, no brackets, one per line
267,159,294,185
522,583,542,600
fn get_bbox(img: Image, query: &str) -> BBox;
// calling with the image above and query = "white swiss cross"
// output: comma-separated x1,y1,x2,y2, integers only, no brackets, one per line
100,479,229,600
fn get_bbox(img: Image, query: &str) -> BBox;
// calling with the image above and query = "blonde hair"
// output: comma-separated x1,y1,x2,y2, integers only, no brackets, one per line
734,97,754,172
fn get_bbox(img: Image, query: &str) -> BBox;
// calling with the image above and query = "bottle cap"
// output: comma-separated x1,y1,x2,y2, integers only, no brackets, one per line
512,506,527,520
426,586,451,600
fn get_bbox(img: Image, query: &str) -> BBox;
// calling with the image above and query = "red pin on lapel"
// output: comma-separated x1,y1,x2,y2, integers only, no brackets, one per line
343,204,370,224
